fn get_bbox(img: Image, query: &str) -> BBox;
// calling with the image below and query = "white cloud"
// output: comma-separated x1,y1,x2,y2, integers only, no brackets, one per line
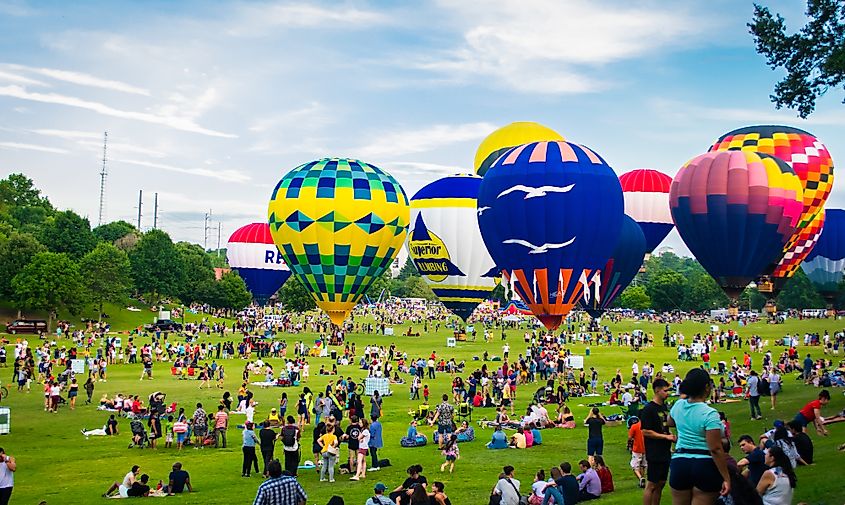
227,3,391,35
0,141,69,154
3,63,150,96
0,70,48,87
408,0,708,94
115,158,251,183
29,128,101,140
0,85,237,138
353,122,496,158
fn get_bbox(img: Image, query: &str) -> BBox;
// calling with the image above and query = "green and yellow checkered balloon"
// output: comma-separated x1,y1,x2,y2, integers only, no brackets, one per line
268,158,409,326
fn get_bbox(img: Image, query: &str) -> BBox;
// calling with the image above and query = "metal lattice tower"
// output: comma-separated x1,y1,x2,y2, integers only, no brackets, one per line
97,131,108,226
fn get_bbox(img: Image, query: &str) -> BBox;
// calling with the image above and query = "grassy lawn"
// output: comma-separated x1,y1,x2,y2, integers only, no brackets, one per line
1,312,843,505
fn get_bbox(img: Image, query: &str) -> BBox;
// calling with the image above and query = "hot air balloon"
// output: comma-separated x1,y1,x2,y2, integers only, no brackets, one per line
709,125,834,230
227,223,292,304
478,141,624,330
474,122,564,176
268,158,409,326
769,209,825,298
407,174,497,321
802,208,845,303
618,169,674,253
583,215,647,319
669,150,804,301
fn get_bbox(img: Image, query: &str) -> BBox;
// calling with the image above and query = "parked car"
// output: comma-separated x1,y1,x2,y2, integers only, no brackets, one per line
5,319,48,334
145,319,183,332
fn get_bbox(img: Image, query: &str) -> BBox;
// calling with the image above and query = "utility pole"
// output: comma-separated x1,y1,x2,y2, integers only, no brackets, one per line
203,210,212,251
137,189,143,230
217,222,221,257
97,132,108,226
153,192,159,230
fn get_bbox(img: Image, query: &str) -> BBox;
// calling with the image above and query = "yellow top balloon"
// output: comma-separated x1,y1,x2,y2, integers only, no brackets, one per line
474,121,564,176
268,158,409,326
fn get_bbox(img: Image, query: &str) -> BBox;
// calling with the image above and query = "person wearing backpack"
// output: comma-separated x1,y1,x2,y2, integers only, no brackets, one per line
281,416,301,476
365,482,395,505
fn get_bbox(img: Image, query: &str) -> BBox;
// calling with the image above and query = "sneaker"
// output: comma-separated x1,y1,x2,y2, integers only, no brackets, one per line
329,479,335,483
320,478,327,482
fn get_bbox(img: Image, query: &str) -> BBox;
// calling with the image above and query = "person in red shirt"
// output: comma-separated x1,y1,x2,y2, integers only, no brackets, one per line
794,390,831,435
594,455,614,494
628,419,647,488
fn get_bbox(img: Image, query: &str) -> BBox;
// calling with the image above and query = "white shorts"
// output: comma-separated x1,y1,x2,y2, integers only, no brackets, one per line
118,485,129,498
630,452,647,469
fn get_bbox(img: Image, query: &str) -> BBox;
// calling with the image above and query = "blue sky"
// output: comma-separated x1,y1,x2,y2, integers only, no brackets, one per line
1,0,843,257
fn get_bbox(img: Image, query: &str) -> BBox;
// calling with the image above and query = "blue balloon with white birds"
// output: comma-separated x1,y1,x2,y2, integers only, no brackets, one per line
477,140,624,330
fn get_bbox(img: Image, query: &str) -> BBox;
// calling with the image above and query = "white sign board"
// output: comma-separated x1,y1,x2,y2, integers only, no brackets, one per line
566,355,585,369
384,327,394,336
70,359,85,375
446,337,456,348
158,310,171,321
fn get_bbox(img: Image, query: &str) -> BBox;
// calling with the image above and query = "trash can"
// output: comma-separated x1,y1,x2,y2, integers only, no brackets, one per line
585,347,591,356
330,350,337,360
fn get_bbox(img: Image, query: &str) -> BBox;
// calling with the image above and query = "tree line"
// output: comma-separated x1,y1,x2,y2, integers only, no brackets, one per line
0,173,252,329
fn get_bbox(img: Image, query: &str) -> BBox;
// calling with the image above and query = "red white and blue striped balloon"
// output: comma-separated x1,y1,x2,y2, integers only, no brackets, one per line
619,169,674,253
227,223,291,304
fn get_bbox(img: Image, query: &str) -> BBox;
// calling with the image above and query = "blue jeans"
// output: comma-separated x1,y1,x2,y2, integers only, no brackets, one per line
542,486,564,505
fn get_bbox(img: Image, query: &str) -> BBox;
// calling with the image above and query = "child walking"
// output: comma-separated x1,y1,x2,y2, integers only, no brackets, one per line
440,434,459,473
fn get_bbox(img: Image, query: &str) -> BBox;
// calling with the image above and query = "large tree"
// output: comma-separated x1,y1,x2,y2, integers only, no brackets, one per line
40,210,98,260
278,276,316,312
750,0,845,117
175,242,215,305
79,242,133,320
129,229,183,303
216,272,253,311
93,220,137,244
646,270,688,311
11,252,85,331
0,231,47,301
0,173,54,233
617,285,651,310
777,268,826,308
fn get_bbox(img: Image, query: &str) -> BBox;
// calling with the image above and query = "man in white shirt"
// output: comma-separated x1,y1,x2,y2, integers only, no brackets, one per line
632,360,639,376
622,389,634,407
493,465,521,505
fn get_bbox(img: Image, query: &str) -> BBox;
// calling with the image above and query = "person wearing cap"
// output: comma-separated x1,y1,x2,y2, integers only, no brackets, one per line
365,482,395,505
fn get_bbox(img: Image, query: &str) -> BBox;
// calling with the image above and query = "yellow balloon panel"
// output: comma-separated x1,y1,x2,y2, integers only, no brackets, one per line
474,121,564,176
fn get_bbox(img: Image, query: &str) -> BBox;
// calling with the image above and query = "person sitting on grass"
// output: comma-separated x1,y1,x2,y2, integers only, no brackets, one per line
163,462,192,495
103,465,139,498
487,426,508,449
127,473,151,497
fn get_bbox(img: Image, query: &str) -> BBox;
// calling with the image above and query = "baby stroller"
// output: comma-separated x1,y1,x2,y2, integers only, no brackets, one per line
128,419,149,448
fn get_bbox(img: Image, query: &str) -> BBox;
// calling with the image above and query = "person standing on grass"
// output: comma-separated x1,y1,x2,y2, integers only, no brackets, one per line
430,395,455,449
318,417,341,483
628,418,647,488
214,405,229,448
369,414,383,470
242,422,260,477
352,418,370,481
746,370,762,420
281,416,301,476
667,368,730,504
640,378,676,505
259,421,279,477
192,403,208,448
768,368,781,410
584,408,606,463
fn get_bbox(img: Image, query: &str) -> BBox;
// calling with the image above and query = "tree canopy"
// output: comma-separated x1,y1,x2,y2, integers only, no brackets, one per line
750,0,845,117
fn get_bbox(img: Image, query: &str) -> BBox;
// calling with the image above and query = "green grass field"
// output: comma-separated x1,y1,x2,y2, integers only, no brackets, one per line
2,312,844,505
